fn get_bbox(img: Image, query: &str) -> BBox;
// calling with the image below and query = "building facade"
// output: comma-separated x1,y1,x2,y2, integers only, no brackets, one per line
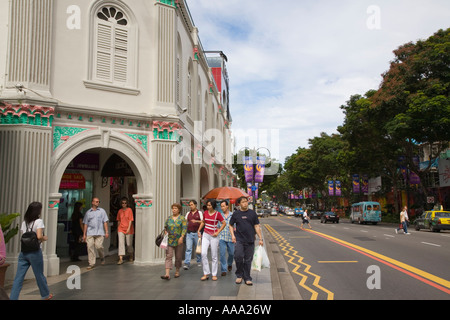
0,0,234,280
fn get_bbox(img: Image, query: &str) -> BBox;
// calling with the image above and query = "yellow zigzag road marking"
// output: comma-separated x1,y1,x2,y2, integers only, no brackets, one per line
265,224,334,300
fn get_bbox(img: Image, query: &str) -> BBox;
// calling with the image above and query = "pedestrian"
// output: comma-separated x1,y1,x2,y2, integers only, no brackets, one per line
218,200,234,276
117,197,134,265
10,202,53,300
229,196,263,286
183,200,203,270
301,209,312,230
198,199,226,281
83,197,109,269
70,201,84,262
395,206,410,235
161,203,186,280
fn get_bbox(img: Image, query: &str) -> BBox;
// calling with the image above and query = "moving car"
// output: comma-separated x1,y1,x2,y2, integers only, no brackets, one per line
270,208,278,216
310,211,322,219
286,208,295,216
321,212,339,224
414,211,450,232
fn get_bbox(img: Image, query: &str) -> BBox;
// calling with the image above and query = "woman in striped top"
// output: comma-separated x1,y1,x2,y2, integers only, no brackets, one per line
198,199,226,281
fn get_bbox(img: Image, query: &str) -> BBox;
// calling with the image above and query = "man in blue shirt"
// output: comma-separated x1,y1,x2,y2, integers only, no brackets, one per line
83,197,109,269
229,197,263,286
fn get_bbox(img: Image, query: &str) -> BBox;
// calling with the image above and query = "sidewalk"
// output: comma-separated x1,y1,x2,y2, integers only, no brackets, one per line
3,226,299,300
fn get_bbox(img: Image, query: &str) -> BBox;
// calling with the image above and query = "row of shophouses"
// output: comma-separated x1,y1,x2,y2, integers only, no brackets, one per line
0,0,235,280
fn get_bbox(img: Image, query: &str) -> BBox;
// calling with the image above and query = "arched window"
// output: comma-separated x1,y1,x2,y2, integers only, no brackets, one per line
85,2,139,95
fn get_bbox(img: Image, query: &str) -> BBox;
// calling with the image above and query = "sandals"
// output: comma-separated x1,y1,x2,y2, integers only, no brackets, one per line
161,275,170,280
235,278,243,284
200,275,209,281
245,281,253,286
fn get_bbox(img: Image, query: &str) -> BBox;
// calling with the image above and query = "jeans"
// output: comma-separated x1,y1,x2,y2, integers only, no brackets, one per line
10,249,50,300
397,221,408,233
219,239,235,273
184,232,201,266
234,241,255,282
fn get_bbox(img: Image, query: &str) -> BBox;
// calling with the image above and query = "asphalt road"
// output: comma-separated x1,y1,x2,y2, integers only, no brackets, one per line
261,215,450,300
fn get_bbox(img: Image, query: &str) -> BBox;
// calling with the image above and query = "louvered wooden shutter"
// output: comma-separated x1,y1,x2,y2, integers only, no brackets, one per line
113,25,128,83
96,21,113,81
95,21,128,84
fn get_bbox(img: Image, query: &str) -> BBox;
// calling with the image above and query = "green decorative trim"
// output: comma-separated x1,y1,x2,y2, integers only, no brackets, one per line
123,133,149,153
158,0,177,8
135,199,153,208
48,201,59,209
0,104,54,127
53,126,88,150
152,121,182,141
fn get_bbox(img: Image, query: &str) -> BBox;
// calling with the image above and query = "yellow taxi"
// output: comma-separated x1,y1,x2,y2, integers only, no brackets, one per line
414,211,450,232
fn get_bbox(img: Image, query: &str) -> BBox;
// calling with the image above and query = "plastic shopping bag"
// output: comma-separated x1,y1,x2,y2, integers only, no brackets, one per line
195,238,202,255
261,246,270,269
251,246,263,271
160,234,168,250
251,245,270,272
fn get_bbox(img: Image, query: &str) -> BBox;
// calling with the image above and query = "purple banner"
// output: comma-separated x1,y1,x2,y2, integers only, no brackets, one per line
352,174,360,193
335,181,341,196
328,181,334,196
254,156,266,183
243,156,254,182
362,174,369,193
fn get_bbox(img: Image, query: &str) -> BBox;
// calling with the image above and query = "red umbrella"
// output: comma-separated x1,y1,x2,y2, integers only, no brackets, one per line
202,187,249,201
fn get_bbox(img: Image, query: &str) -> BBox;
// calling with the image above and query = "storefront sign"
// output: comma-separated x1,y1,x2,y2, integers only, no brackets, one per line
60,173,86,190
67,153,99,171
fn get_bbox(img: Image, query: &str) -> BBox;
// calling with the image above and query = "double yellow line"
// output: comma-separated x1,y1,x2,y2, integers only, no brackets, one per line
272,218,450,296
265,224,334,300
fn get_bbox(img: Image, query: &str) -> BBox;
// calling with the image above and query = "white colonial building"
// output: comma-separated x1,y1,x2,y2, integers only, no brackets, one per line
0,0,234,280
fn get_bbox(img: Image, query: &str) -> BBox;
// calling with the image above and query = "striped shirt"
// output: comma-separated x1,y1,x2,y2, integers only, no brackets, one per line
203,211,224,236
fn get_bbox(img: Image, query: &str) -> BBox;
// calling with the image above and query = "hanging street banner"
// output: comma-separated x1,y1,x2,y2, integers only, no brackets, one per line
352,174,360,193
247,182,253,197
328,180,334,196
335,181,341,196
361,174,369,193
243,156,254,182
254,156,266,183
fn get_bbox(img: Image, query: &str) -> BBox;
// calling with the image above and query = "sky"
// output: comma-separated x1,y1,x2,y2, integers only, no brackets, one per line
186,0,450,164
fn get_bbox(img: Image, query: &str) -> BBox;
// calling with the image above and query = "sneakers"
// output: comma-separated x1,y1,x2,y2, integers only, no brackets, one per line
183,265,189,270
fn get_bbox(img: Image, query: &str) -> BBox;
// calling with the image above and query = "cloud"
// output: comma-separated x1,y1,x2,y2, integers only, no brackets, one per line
186,0,450,162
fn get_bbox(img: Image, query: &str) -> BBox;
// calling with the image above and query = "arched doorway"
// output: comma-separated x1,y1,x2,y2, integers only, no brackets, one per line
55,151,138,262
48,129,153,274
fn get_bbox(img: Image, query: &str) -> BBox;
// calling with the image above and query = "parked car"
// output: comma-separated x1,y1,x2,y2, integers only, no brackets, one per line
321,212,340,223
414,211,450,232
286,208,295,216
270,208,278,216
310,211,322,219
